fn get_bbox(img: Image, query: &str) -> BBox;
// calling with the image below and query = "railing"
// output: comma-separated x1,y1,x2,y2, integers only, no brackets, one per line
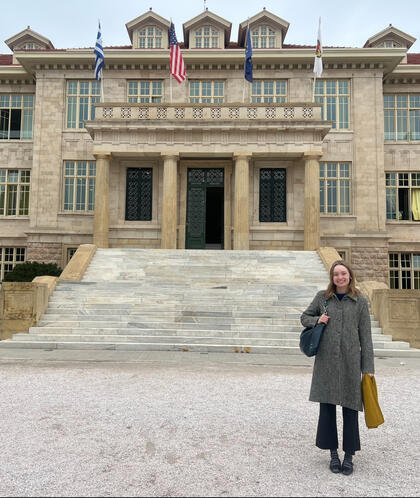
94,103,322,122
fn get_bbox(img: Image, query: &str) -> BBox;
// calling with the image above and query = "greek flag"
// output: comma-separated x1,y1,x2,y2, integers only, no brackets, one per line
94,21,104,81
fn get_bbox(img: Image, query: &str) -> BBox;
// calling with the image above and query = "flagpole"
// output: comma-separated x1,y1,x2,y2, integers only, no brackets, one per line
243,18,250,103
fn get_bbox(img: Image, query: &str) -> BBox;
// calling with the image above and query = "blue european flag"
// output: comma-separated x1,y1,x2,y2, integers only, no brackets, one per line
244,28,253,83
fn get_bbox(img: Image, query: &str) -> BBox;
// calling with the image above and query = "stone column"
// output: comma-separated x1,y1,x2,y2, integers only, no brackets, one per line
93,153,111,248
161,154,178,249
303,153,322,251
233,154,251,250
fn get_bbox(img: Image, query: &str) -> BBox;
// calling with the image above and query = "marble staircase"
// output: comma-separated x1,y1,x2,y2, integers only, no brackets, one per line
1,249,418,356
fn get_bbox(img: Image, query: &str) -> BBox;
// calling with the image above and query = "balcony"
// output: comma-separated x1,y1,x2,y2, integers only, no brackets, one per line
85,102,330,156
93,102,323,123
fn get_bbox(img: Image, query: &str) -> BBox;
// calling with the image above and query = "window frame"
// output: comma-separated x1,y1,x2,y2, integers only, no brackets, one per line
0,94,34,140
251,80,287,103
389,252,420,289
319,162,352,215
384,94,420,141
66,80,101,129
193,25,220,49
189,80,224,103
137,25,163,49
314,80,350,130
127,81,163,103
251,25,276,49
259,167,287,223
0,247,26,281
385,172,420,222
62,161,96,213
0,169,31,216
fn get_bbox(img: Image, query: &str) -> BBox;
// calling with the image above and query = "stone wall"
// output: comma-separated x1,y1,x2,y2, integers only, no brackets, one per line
351,246,388,283
26,242,62,266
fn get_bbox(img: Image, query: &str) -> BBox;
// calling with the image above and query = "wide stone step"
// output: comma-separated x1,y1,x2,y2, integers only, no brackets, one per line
1,339,418,357
9,333,402,348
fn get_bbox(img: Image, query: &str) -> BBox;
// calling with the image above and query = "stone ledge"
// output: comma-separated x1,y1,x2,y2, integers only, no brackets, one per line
59,244,97,282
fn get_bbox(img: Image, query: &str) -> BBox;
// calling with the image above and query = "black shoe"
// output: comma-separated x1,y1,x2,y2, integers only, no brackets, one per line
342,459,353,476
329,452,341,473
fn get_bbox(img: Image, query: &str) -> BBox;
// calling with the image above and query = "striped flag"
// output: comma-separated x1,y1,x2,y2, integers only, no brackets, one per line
169,22,186,83
313,17,323,78
94,21,104,81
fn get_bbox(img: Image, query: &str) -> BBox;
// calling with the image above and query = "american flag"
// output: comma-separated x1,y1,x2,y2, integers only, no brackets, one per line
169,22,186,83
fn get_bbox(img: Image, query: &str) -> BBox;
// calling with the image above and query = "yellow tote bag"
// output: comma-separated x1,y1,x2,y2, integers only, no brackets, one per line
362,374,385,429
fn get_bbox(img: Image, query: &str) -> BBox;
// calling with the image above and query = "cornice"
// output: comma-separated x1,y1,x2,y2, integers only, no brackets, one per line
0,65,33,83
13,47,407,76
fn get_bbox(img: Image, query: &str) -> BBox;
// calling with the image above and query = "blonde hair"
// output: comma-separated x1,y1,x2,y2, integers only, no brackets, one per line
325,260,360,298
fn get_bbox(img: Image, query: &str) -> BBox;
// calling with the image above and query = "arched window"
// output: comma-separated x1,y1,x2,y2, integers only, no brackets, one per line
251,26,276,48
194,26,219,48
138,26,163,49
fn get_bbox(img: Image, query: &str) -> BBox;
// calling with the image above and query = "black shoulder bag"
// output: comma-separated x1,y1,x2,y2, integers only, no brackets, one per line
299,299,328,357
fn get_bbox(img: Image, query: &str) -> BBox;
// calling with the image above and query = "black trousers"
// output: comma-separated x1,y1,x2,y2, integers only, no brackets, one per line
316,403,360,455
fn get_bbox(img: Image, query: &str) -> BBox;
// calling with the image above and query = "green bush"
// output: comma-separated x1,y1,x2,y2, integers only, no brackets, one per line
3,261,62,282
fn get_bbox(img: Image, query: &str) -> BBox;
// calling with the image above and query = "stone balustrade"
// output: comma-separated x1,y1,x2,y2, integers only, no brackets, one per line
94,103,322,122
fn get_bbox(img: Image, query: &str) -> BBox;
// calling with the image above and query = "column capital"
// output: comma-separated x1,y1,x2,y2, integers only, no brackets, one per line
161,153,179,160
303,151,323,161
93,153,112,161
233,153,252,161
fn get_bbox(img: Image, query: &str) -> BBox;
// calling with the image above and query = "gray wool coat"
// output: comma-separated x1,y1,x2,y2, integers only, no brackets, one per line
300,290,375,412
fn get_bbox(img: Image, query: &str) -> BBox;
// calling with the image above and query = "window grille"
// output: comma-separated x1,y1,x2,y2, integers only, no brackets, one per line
259,168,286,222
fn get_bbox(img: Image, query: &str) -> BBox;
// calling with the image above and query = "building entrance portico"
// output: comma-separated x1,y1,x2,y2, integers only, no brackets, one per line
86,102,330,252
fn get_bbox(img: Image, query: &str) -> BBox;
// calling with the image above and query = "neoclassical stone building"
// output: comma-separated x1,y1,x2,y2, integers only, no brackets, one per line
1,8,419,286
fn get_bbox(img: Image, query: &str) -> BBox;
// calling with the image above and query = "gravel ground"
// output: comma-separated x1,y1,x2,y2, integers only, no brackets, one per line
0,353,419,497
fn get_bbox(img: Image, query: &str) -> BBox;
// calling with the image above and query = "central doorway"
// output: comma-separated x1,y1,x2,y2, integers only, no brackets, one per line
186,168,224,249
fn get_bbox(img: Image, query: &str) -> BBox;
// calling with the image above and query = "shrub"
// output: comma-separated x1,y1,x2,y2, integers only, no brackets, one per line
3,261,62,282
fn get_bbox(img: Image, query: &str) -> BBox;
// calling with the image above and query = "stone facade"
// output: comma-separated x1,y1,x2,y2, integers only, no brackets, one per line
1,9,420,287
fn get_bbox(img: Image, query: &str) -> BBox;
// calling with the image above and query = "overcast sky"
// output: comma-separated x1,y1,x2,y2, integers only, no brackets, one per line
1,0,419,53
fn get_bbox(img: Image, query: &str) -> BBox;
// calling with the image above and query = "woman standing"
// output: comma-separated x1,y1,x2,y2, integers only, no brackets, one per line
300,260,375,476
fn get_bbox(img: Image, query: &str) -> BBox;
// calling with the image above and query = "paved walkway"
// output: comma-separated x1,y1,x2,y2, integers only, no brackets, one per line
0,349,419,497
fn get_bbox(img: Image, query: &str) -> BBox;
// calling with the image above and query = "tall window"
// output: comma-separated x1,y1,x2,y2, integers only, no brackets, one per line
66,81,100,129
389,253,420,289
0,247,25,281
128,81,163,103
63,161,96,212
314,80,350,130
251,81,286,103
189,81,224,103
384,95,420,141
259,168,287,222
194,26,219,48
125,168,153,221
320,163,351,214
386,172,420,221
251,26,276,48
0,170,30,216
138,26,162,48
0,95,34,140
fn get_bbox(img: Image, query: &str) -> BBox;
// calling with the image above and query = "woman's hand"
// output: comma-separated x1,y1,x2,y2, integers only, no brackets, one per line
366,373,374,378
317,313,330,325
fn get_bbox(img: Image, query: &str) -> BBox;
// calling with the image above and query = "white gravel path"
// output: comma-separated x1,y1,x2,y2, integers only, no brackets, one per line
0,355,419,497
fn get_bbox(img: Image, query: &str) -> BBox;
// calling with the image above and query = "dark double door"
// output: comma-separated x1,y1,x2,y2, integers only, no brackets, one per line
186,168,224,249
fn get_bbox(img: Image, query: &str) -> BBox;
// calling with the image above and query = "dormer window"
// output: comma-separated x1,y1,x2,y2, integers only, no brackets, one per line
252,26,275,48
380,40,400,48
23,43,35,49
194,26,219,48
138,26,163,48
